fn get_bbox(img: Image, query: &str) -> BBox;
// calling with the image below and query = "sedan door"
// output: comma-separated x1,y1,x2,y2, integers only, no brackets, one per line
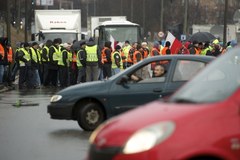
108,60,173,115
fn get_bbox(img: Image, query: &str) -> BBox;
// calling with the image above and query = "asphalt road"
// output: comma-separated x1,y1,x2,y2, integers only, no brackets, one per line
0,88,91,160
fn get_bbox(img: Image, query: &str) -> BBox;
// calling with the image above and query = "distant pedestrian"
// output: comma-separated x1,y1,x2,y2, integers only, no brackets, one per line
85,37,101,82
29,42,41,88
18,42,31,89
48,38,60,87
112,45,122,75
101,41,112,79
76,40,87,83
58,43,71,88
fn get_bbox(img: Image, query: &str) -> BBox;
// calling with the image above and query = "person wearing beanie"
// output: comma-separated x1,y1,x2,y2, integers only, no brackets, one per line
85,37,101,82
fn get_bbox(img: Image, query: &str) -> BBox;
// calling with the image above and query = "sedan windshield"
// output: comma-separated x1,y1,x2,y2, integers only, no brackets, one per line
170,48,240,103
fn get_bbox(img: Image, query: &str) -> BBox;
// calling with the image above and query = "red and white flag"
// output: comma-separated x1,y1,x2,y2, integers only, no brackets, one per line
165,31,182,54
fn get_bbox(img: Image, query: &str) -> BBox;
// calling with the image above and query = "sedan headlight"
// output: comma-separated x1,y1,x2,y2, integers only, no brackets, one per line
50,95,62,102
123,121,175,154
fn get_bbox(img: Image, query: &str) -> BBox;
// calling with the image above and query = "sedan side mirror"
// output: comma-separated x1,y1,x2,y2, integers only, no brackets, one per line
117,75,129,85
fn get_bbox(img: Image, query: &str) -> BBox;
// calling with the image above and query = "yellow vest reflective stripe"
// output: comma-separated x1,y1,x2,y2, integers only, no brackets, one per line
30,47,39,63
67,52,72,67
19,48,30,66
51,46,60,61
111,51,122,69
58,49,69,66
76,49,83,67
122,45,131,58
42,46,49,62
86,45,98,62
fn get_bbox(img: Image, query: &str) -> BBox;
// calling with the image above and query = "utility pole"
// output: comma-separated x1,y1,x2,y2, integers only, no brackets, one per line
7,0,11,42
223,0,228,46
131,0,133,22
183,0,188,35
25,0,28,42
143,0,145,30
160,0,164,31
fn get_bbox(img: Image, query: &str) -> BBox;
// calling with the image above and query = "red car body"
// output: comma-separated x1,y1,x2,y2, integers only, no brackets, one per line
88,48,240,160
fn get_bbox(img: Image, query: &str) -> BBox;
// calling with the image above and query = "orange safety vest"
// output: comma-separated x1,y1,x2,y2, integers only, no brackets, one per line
121,51,127,62
161,47,170,55
0,44,5,59
72,52,77,62
141,48,149,59
151,48,161,57
127,48,135,63
8,47,13,63
194,48,200,55
101,47,110,64
133,50,142,64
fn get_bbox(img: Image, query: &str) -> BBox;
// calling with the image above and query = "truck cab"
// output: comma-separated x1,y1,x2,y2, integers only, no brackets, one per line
93,21,142,49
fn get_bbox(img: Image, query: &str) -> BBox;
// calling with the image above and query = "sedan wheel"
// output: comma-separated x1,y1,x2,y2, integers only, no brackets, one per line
77,102,105,131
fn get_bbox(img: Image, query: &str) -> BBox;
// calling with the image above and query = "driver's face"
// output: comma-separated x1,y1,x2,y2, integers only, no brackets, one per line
154,65,164,77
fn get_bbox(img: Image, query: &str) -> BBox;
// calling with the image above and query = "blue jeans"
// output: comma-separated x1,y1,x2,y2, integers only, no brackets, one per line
0,65,4,84
112,68,121,76
30,69,41,87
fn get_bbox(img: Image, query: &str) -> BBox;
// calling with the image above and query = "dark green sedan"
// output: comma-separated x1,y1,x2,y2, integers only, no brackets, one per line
48,55,214,131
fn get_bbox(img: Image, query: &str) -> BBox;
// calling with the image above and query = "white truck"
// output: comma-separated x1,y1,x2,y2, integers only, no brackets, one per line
34,9,81,43
87,16,142,49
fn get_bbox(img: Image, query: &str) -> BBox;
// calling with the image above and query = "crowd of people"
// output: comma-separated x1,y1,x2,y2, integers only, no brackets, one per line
0,36,238,90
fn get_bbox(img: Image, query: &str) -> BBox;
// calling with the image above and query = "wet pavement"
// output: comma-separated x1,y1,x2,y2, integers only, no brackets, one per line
0,88,91,160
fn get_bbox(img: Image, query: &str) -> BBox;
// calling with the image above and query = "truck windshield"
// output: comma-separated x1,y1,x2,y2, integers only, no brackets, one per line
102,26,140,44
169,48,240,103
39,33,77,43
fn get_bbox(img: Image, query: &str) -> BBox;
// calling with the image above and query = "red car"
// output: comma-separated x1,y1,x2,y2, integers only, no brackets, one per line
87,48,240,160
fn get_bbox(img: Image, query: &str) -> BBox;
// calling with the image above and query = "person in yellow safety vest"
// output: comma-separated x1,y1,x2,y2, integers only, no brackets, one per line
41,40,52,87
101,41,112,79
122,40,131,69
29,42,41,89
112,45,123,76
17,42,31,89
76,40,87,83
85,37,101,82
48,38,60,87
200,42,211,56
58,43,71,88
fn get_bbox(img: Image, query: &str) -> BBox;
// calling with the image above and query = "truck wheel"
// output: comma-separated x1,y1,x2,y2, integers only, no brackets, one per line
77,102,105,131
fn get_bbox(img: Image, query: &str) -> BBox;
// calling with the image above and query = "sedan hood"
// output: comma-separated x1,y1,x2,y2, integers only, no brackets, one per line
94,100,228,147
57,80,108,96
